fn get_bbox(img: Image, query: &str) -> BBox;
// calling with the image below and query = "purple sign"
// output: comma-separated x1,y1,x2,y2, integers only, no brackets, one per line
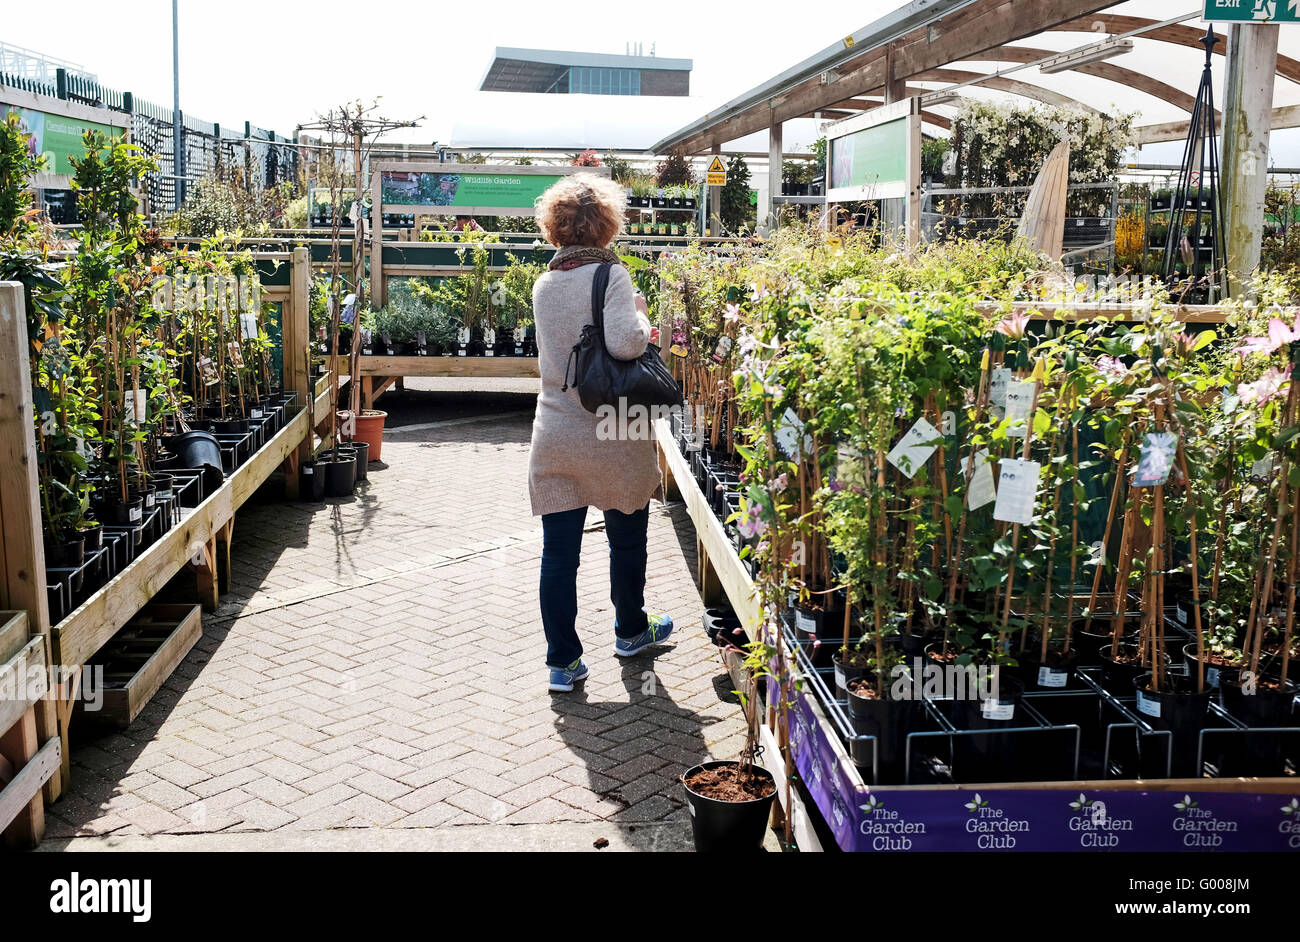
785,687,1300,852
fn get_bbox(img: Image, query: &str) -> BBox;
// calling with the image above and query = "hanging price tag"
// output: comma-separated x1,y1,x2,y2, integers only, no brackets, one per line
226,342,244,368
123,390,147,425
993,458,1040,526
962,448,996,510
240,310,260,339
774,408,810,458
989,367,1012,408
198,356,220,386
1133,431,1178,487
886,417,941,478
1003,380,1035,438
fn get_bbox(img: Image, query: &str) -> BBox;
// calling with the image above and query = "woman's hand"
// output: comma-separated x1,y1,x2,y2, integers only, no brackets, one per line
634,292,649,317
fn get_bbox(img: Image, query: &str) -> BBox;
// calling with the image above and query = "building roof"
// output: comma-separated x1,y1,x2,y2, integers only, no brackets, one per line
481,47,692,93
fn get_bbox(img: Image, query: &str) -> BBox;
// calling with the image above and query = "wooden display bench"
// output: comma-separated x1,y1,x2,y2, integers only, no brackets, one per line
324,354,538,410
655,419,1298,853
655,418,824,851
0,247,317,825
0,611,60,848
80,604,202,730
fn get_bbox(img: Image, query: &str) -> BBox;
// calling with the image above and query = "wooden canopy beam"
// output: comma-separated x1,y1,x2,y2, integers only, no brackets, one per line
1048,14,1300,86
662,0,1120,154
1138,102,1300,145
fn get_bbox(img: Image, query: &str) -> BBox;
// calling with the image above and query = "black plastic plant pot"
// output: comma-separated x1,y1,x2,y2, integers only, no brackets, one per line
78,523,103,553
680,761,776,852
703,606,741,645
834,649,871,700
790,606,835,668
1220,676,1296,727
44,537,85,569
848,676,920,780
1182,642,1241,690
1099,643,1149,698
299,462,326,501
166,431,226,492
323,454,357,498
213,417,250,435
353,441,370,481
1134,672,1212,778
1072,619,1131,667
102,497,144,526
948,675,1027,782
1020,645,1079,690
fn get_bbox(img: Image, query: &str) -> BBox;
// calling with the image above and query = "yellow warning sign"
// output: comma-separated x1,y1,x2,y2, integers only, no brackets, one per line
706,155,727,186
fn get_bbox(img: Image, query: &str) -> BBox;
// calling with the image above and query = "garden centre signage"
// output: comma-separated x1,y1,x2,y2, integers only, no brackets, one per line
376,162,608,215
785,688,1300,853
706,155,727,187
825,98,921,246
1203,0,1300,22
5,105,121,176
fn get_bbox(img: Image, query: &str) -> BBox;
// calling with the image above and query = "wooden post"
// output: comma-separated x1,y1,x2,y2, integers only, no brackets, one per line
282,247,311,499
904,98,922,250
709,144,723,236
1221,23,1279,297
0,283,61,806
371,159,385,308
764,120,783,233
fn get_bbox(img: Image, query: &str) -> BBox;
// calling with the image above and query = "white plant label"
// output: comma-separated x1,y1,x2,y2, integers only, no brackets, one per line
886,417,941,478
774,408,810,458
1136,691,1162,719
962,448,996,510
1175,604,1187,626
1207,667,1220,687
123,390,146,425
981,699,1015,721
834,662,845,691
1003,380,1035,438
129,505,142,523
989,367,1013,408
1037,666,1068,688
794,609,816,633
993,458,1040,526
240,311,260,340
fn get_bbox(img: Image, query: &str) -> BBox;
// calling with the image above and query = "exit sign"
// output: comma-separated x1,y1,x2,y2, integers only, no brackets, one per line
1204,0,1300,21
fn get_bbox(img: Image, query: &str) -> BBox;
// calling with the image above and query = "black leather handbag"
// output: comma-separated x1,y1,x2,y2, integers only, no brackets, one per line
561,263,684,415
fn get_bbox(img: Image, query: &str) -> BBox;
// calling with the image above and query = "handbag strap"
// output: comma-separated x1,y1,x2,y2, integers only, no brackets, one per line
590,263,612,352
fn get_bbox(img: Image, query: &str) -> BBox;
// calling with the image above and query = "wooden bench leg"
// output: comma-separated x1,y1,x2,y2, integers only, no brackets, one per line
217,520,235,593
361,376,373,412
190,536,219,611
35,695,62,802
0,707,45,849
282,449,300,501
698,539,722,605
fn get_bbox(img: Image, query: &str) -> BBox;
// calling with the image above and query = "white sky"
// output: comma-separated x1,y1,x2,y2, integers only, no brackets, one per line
6,1,1300,167
0,0,887,144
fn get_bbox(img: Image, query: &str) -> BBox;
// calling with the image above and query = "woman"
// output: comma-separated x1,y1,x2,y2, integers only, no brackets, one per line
528,174,673,692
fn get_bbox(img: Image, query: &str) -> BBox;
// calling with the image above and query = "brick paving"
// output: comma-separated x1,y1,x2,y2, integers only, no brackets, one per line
47,384,748,848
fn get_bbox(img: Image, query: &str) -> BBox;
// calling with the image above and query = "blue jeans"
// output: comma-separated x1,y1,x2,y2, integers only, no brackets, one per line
540,504,650,667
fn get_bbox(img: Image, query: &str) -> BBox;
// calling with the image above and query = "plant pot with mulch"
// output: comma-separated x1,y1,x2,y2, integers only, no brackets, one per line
1099,642,1157,698
680,760,776,852
833,647,871,700
1019,640,1080,690
848,671,921,781
1072,617,1138,667
1134,672,1212,778
77,521,103,553
1220,674,1296,727
1182,642,1242,690
341,409,388,462
100,494,144,527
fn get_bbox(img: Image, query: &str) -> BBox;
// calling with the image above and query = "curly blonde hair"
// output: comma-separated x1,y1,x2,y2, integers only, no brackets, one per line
535,173,625,248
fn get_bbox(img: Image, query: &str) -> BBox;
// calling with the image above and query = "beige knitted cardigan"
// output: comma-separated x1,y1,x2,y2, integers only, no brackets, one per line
527,252,661,516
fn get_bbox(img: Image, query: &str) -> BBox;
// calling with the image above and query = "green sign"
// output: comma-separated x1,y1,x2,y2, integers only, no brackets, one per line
829,117,907,193
380,171,565,211
6,106,120,176
1203,0,1300,22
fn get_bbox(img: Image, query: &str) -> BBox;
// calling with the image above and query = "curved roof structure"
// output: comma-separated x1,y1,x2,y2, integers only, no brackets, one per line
651,0,1300,166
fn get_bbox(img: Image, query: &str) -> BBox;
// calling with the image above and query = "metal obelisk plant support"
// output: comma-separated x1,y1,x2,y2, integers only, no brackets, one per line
1162,27,1228,303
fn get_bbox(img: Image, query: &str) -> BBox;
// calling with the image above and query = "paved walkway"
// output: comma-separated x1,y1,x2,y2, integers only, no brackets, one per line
44,383,749,850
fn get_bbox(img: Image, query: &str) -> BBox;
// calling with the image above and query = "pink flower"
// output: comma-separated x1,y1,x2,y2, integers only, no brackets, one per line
723,302,741,323
737,504,767,540
1234,314,1300,357
1096,355,1128,379
1238,365,1292,405
768,473,789,492
995,312,1031,340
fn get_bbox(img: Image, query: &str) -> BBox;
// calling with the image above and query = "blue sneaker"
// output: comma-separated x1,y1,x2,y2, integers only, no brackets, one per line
548,658,589,692
614,612,675,657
